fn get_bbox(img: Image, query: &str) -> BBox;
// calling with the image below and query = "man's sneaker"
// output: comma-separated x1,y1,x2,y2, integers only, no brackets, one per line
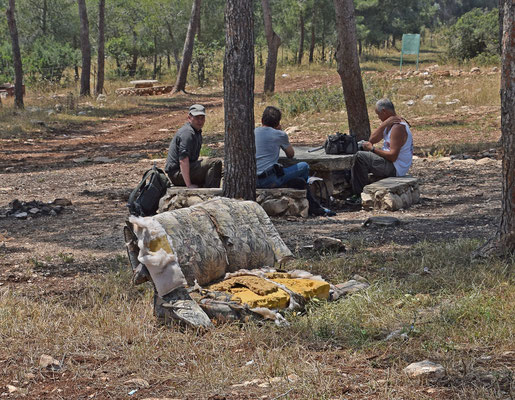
345,194,362,206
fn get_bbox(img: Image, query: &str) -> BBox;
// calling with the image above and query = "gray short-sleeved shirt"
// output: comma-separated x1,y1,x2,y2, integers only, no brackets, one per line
255,126,290,175
165,122,202,173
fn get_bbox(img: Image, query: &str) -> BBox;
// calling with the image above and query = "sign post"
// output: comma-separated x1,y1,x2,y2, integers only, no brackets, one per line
400,34,421,71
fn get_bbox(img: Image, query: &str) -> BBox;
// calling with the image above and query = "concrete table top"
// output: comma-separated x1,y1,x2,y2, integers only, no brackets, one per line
279,146,355,172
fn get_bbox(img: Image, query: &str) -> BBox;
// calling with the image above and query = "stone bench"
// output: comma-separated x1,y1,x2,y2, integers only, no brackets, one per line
158,187,309,218
361,176,420,211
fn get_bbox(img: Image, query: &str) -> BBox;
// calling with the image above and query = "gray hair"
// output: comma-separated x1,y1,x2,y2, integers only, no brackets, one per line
376,98,396,113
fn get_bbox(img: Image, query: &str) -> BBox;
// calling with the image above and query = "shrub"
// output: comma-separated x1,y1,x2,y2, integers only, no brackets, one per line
445,8,499,61
275,86,345,117
23,38,79,83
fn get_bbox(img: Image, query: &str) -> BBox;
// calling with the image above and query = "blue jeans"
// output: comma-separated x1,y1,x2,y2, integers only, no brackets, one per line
257,162,309,188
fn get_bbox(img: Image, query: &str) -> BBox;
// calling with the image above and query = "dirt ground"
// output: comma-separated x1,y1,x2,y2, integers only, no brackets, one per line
0,74,503,292
0,74,506,399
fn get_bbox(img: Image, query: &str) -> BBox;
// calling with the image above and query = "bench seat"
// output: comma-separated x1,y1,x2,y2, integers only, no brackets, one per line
361,176,420,211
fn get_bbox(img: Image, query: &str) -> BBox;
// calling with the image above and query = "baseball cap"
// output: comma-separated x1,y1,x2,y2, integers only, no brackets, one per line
189,104,206,116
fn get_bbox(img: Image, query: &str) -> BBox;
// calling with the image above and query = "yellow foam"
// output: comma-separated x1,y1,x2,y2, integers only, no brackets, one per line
270,278,330,300
208,274,330,309
149,236,173,254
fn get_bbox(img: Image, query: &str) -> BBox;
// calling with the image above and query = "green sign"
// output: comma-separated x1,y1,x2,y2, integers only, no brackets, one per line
400,34,421,71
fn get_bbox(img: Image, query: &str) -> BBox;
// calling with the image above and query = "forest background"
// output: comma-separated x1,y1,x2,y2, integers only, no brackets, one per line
0,1,513,399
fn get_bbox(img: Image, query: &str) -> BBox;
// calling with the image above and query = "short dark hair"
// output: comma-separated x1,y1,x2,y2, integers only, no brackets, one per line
261,106,282,128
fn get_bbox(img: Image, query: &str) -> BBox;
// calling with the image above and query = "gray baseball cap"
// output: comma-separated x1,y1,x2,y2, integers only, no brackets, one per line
189,104,206,116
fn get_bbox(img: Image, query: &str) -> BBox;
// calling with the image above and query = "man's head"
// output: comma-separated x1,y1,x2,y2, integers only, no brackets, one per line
375,98,396,121
261,106,282,128
188,104,206,131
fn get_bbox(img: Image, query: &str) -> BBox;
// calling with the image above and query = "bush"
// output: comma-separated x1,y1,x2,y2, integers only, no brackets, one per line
445,8,499,61
23,38,79,83
275,86,345,117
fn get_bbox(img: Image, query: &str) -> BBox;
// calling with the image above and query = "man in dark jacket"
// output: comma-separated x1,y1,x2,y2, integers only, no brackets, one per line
165,104,222,188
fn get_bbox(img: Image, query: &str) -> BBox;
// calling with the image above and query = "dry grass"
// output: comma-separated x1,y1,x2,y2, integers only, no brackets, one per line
0,241,513,399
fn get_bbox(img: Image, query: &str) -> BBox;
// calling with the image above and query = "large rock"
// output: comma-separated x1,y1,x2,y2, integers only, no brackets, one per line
361,177,420,211
159,187,309,218
403,360,445,379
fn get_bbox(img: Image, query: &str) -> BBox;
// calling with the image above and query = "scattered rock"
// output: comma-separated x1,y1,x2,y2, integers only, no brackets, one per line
4,199,67,219
363,216,400,228
53,198,72,206
72,156,89,163
445,99,460,105
313,236,345,252
333,280,369,299
476,157,496,165
285,126,301,135
96,94,107,103
24,373,35,379
422,94,435,103
39,354,61,370
406,99,415,106
386,329,409,341
158,128,170,132
261,198,289,215
93,156,115,163
6,385,18,393
125,378,150,388
470,67,480,73
403,360,445,379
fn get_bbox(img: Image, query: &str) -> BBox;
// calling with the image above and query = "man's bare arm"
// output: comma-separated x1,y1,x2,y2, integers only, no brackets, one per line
373,124,407,162
283,144,294,158
369,116,403,144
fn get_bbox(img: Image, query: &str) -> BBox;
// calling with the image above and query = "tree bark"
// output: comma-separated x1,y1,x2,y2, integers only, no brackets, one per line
309,2,316,64
173,0,202,93
499,0,515,253
223,0,256,201
165,20,181,72
6,0,24,109
42,0,47,34
333,0,370,141
297,11,304,65
78,0,91,96
475,0,515,257
95,0,105,96
261,0,281,94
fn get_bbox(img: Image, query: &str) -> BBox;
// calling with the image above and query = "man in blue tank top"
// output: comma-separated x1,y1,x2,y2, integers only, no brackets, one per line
347,98,413,205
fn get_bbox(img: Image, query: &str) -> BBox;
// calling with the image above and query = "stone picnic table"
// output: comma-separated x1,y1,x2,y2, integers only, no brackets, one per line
279,146,355,195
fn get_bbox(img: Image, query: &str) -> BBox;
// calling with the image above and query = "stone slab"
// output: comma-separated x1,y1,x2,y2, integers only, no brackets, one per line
279,146,355,172
362,176,420,211
159,187,309,218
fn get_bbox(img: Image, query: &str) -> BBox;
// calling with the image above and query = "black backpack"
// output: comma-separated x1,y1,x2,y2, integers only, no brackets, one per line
324,132,358,155
128,165,170,217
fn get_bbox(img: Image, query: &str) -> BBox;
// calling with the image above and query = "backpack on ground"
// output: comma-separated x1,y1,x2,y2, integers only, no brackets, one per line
128,165,170,217
308,176,331,208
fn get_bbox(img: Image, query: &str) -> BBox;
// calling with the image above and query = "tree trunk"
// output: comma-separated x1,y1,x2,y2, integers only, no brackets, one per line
309,2,316,64
42,0,47,34
261,0,281,94
499,0,515,253
333,0,370,141
153,35,158,79
223,0,256,201
6,0,23,109
165,20,181,72
173,0,202,93
297,12,304,65
78,0,91,96
95,0,105,96
499,0,504,54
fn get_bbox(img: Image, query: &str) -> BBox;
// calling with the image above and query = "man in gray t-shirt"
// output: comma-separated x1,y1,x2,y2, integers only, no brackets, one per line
165,104,222,188
254,106,335,216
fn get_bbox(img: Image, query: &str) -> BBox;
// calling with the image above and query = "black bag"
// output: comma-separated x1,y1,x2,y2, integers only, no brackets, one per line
324,132,358,155
128,165,170,217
